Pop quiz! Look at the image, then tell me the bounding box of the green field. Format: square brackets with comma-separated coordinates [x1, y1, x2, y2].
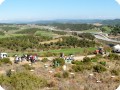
[82, 29, 101, 33]
[42, 47, 96, 55]
[8, 47, 96, 57]
[0, 34, 26, 38]
[35, 31, 56, 38]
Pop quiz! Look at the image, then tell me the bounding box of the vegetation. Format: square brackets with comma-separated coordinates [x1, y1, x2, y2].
[54, 72, 62, 78]
[0, 35, 51, 51]
[51, 23, 96, 31]
[53, 58, 65, 67]
[15, 28, 39, 34]
[0, 58, 12, 65]
[100, 26, 112, 33]
[35, 30, 54, 38]
[0, 24, 120, 90]
[78, 33, 95, 40]
[0, 31, 5, 36]
[111, 69, 119, 76]
[110, 25, 120, 35]
[63, 71, 69, 78]
[82, 57, 91, 63]
[0, 71, 47, 90]
[22, 64, 34, 70]
[59, 36, 96, 48]
[0, 26, 19, 31]
[99, 61, 106, 66]
[107, 53, 120, 60]
[72, 57, 93, 72]
[93, 65, 107, 73]
[41, 58, 49, 62]
[52, 30, 67, 35]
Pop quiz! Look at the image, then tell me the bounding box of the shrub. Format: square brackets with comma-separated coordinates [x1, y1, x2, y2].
[108, 53, 120, 60]
[22, 64, 34, 70]
[91, 55, 100, 62]
[93, 65, 107, 73]
[91, 57, 98, 62]
[41, 58, 49, 62]
[111, 69, 119, 76]
[54, 72, 62, 78]
[78, 33, 95, 40]
[47, 81, 56, 87]
[0, 31, 5, 36]
[6, 69, 12, 77]
[71, 60, 83, 65]
[53, 58, 65, 67]
[43, 52, 57, 57]
[0, 58, 12, 65]
[72, 65, 84, 72]
[99, 61, 106, 66]
[63, 71, 69, 78]
[83, 57, 91, 63]
[0, 72, 47, 90]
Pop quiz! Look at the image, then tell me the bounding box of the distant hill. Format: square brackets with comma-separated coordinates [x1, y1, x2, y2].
[30, 19, 103, 24]
[101, 19, 120, 25]
[1, 19, 120, 25]
[30, 19, 120, 25]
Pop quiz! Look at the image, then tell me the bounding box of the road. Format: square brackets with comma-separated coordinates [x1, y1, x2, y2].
[93, 33, 120, 43]
[30, 25, 120, 43]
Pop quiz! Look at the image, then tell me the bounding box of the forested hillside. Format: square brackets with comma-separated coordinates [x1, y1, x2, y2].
[51, 23, 97, 31]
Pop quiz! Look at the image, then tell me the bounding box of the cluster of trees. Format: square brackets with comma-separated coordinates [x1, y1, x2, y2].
[0, 24, 96, 52]
[58, 36, 96, 48]
[15, 28, 42, 34]
[0, 26, 19, 31]
[0, 35, 51, 51]
[15, 28, 67, 36]
[51, 30, 67, 35]
[110, 25, 120, 35]
[72, 33, 95, 40]
[51, 23, 96, 31]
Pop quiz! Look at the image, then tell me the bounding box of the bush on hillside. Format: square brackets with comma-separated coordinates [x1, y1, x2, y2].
[93, 65, 107, 73]
[71, 60, 83, 65]
[0, 58, 12, 65]
[22, 64, 35, 70]
[41, 58, 49, 62]
[0, 31, 5, 36]
[0, 72, 47, 90]
[72, 64, 93, 72]
[83, 57, 91, 63]
[99, 61, 106, 66]
[53, 58, 65, 67]
[111, 69, 119, 76]
[108, 53, 120, 60]
[54, 72, 62, 78]
[63, 71, 69, 78]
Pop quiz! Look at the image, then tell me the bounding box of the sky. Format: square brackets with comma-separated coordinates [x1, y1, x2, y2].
[0, 0, 120, 21]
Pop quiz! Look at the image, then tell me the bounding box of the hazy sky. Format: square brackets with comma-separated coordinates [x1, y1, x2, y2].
[0, 0, 120, 21]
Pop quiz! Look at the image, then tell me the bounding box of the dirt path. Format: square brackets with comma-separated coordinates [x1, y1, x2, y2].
[39, 38, 62, 44]
[9, 55, 95, 62]
[7, 53, 103, 65]
[74, 55, 95, 60]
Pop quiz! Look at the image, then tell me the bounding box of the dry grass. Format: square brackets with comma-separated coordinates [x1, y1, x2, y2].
[0, 56, 119, 90]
